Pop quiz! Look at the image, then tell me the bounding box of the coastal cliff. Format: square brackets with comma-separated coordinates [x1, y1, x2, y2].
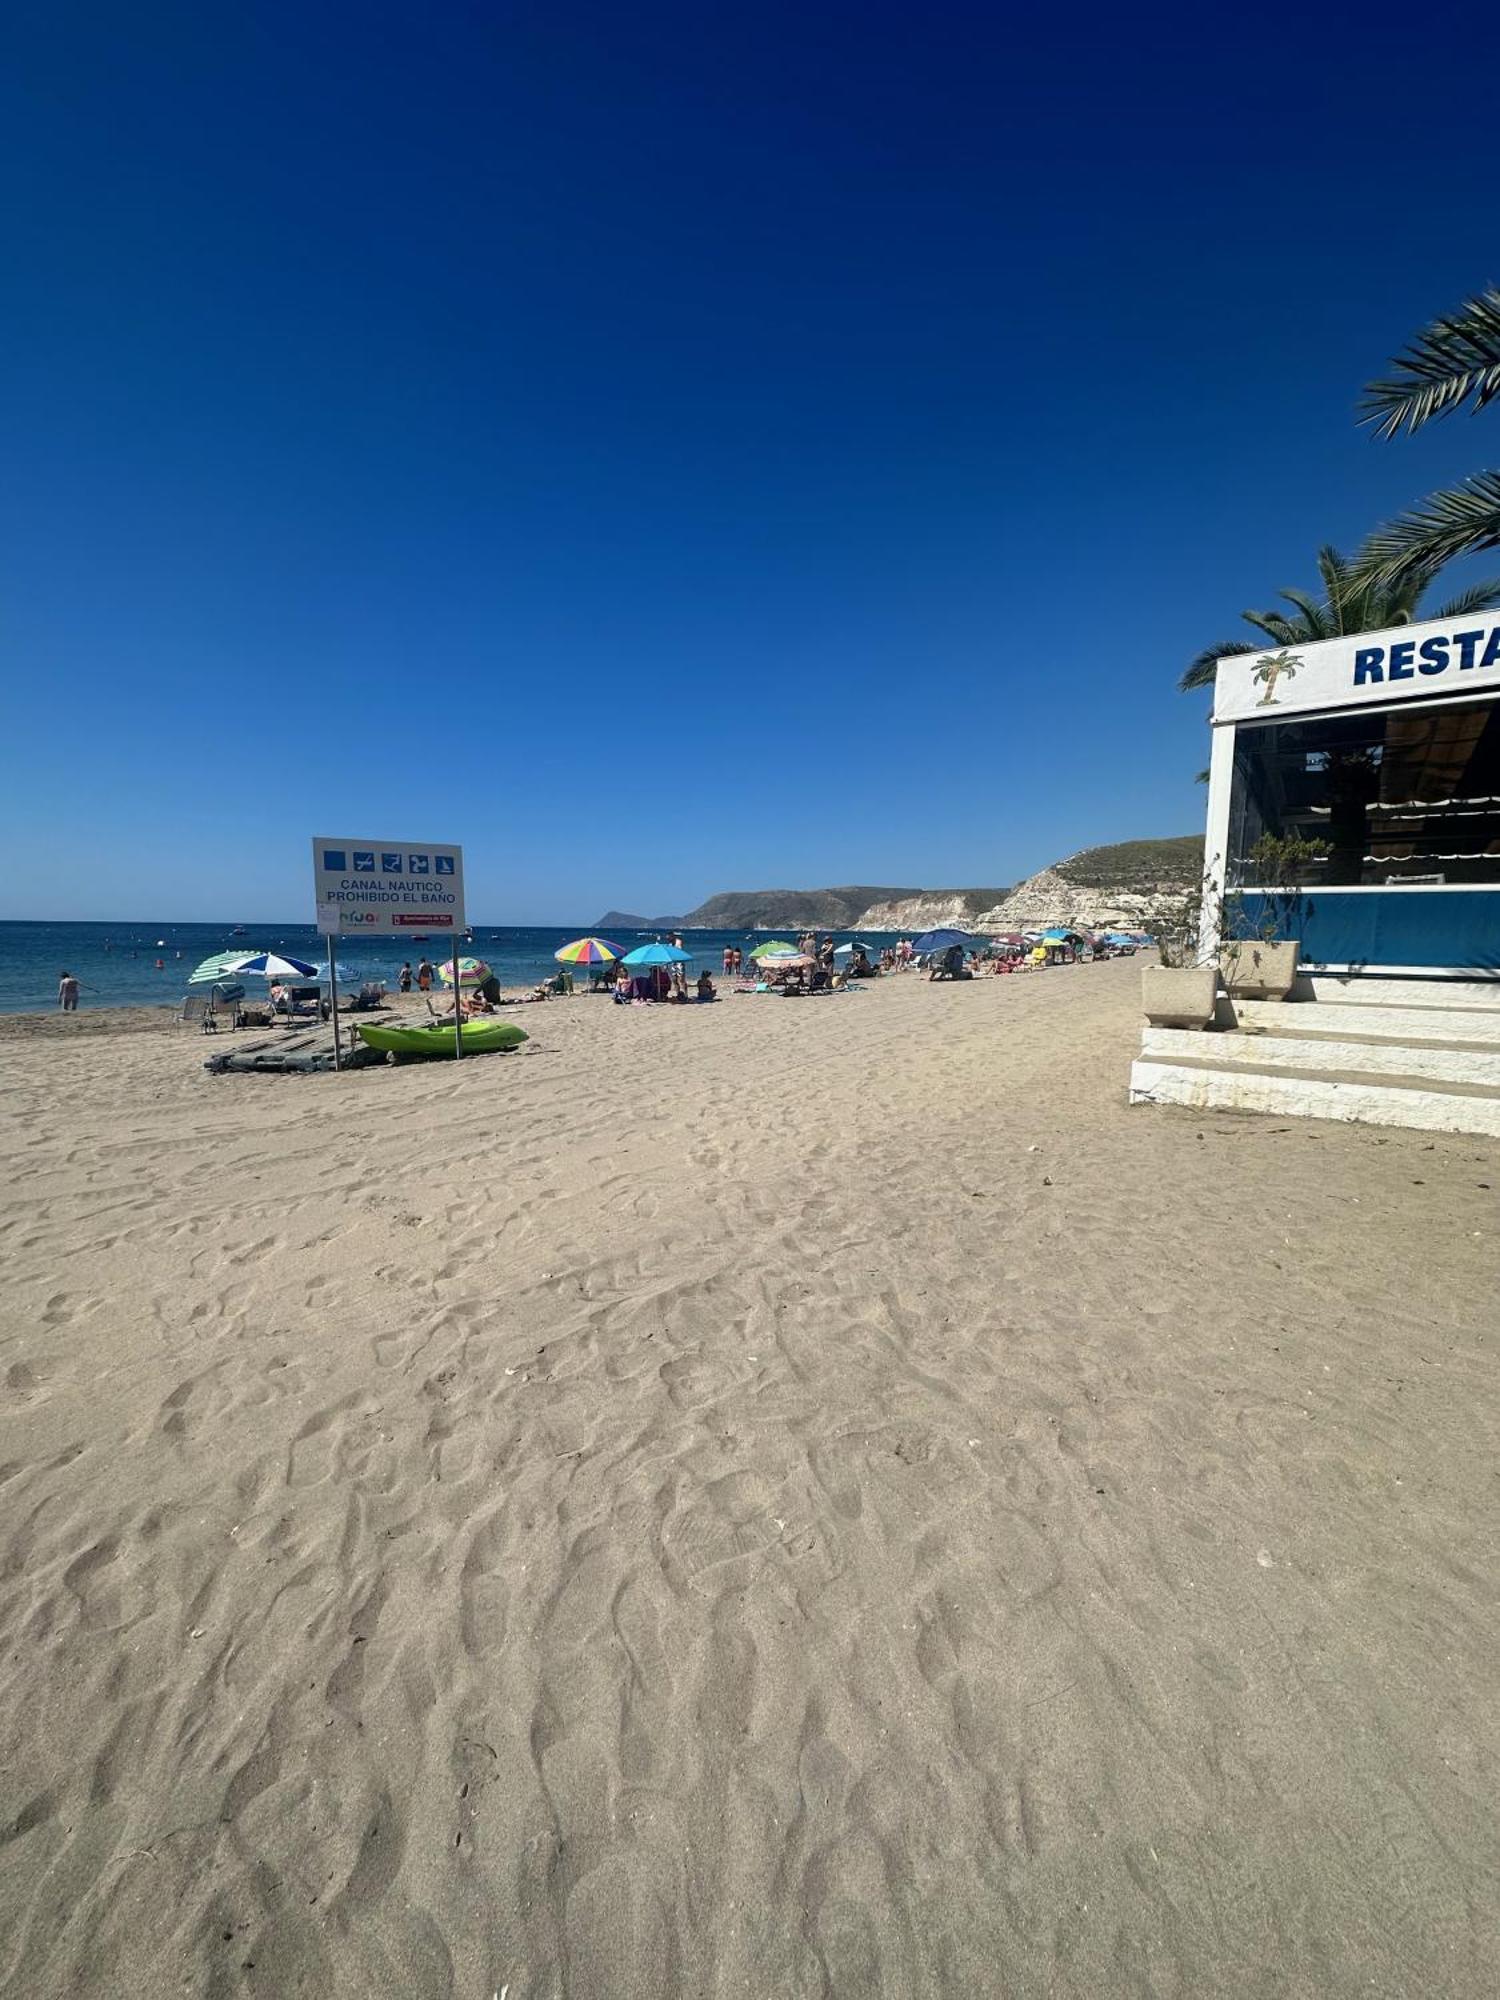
[973, 837, 1203, 931]
[856, 889, 1010, 930]
[599, 837, 1201, 938]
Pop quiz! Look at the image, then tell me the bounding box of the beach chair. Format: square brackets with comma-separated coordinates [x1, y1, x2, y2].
[180, 992, 219, 1034]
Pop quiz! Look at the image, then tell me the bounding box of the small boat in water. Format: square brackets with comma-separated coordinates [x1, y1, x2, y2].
[355, 1020, 528, 1062]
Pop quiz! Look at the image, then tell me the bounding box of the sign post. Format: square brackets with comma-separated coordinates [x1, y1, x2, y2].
[313, 840, 467, 1064]
[452, 939, 463, 1061]
[318, 900, 344, 1072]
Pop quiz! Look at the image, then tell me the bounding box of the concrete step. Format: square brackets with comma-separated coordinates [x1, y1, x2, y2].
[1299, 975, 1500, 1010]
[1228, 998, 1500, 1047]
[1129, 1058, 1500, 1137]
[1143, 1025, 1500, 1090]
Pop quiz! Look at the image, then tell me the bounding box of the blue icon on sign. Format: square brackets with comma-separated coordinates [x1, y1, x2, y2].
[381, 852, 402, 873]
[434, 855, 455, 875]
[322, 850, 346, 871]
[353, 852, 374, 871]
[409, 854, 429, 874]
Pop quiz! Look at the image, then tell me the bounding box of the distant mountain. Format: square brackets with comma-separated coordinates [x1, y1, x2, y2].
[593, 910, 684, 932]
[596, 839, 1201, 938]
[683, 886, 928, 930]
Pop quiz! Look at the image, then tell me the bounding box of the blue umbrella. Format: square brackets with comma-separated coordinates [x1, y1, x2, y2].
[622, 942, 693, 966]
[911, 928, 973, 953]
[312, 959, 359, 983]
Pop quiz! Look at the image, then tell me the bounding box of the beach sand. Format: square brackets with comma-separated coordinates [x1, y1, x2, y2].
[1, 961, 1495, 1996]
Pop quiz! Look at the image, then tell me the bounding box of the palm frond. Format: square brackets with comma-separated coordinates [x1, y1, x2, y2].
[1181, 640, 1255, 694]
[1277, 587, 1329, 638]
[1360, 287, 1500, 438]
[1315, 545, 1351, 615]
[1360, 472, 1500, 582]
[1431, 576, 1500, 620]
[1242, 610, 1300, 646]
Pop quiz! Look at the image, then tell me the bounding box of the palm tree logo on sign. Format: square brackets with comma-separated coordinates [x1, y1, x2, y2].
[1253, 649, 1301, 705]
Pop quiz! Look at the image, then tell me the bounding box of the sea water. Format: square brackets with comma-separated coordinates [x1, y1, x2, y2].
[0, 921, 907, 1014]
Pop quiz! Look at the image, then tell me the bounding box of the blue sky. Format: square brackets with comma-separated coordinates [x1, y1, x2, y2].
[4, 1, 1497, 922]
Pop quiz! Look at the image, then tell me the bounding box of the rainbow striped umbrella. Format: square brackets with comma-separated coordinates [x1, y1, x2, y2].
[437, 956, 492, 987]
[554, 936, 625, 966]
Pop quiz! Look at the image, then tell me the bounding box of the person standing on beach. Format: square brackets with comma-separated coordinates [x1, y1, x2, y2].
[397, 961, 413, 993]
[58, 971, 80, 1012]
[417, 959, 433, 992]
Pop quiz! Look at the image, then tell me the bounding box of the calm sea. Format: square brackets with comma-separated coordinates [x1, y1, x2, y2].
[0, 921, 907, 1015]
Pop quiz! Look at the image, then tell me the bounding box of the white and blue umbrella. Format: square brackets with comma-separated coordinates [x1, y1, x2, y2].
[225, 951, 319, 981]
[311, 959, 359, 984]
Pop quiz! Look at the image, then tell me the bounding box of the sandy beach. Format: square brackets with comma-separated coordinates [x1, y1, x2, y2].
[1, 960, 1496, 1997]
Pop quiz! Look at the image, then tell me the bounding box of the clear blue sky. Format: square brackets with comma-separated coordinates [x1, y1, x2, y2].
[4, 1, 1496, 922]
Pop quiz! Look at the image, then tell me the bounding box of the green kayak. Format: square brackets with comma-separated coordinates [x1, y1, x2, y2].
[356, 1020, 529, 1061]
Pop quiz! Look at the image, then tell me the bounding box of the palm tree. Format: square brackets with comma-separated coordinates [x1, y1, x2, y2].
[1179, 542, 1500, 692]
[1252, 650, 1299, 705]
[1358, 287, 1500, 578]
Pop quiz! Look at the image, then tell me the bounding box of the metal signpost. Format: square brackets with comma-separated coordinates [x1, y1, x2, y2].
[313, 840, 468, 1066]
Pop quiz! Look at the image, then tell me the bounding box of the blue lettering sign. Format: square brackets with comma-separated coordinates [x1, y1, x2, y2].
[1387, 640, 1415, 681]
[1353, 647, 1384, 685]
[1482, 628, 1500, 669]
[1454, 629, 1485, 669]
[1417, 637, 1450, 676]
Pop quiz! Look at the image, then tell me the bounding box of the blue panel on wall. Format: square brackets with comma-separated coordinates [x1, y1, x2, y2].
[1230, 891, 1500, 972]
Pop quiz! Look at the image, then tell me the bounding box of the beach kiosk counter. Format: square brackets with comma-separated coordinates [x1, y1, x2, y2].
[1205, 615, 1500, 977]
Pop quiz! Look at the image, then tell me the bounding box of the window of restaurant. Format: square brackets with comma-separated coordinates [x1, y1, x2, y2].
[1228, 698, 1500, 889]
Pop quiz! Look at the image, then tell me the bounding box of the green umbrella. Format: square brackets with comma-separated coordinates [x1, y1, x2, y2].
[189, 950, 258, 984]
[748, 939, 799, 960]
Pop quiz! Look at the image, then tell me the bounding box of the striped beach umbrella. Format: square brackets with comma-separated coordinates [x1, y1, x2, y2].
[748, 939, 798, 960]
[226, 951, 319, 980]
[189, 949, 261, 984]
[554, 936, 625, 965]
[437, 957, 492, 987]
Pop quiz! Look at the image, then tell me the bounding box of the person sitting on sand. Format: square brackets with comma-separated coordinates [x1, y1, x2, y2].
[696, 970, 716, 1002]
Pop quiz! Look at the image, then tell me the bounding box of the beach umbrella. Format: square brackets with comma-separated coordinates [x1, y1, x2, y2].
[554, 937, 625, 965]
[311, 959, 359, 984]
[911, 928, 973, 953]
[226, 951, 319, 981]
[622, 942, 692, 966]
[438, 957, 493, 986]
[189, 950, 261, 984]
[748, 939, 798, 960]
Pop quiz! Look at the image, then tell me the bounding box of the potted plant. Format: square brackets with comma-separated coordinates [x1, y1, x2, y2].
[1141, 877, 1218, 1029]
[1219, 834, 1324, 1001]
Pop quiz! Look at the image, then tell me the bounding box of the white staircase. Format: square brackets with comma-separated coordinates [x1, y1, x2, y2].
[1129, 975, 1500, 1136]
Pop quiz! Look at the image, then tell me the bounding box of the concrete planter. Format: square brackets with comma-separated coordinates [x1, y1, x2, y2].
[1220, 939, 1299, 1001]
[1141, 963, 1217, 1030]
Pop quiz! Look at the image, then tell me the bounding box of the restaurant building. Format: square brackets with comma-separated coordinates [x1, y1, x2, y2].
[1130, 612, 1500, 1135]
[1202, 611, 1500, 975]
